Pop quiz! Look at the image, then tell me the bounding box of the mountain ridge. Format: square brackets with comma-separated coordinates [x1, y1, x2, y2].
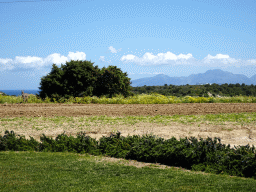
[130, 69, 256, 87]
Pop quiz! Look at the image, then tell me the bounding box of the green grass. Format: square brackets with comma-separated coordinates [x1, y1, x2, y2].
[1, 151, 256, 191]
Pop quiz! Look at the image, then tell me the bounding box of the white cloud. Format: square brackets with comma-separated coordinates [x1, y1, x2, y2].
[120, 51, 197, 66]
[99, 56, 112, 63]
[0, 58, 12, 64]
[67, 51, 86, 61]
[98, 46, 122, 63]
[0, 51, 86, 71]
[247, 59, 256, 64]
[0, 58, 15, 70]
[1, 49, 255, 72]
[108, 46, 122, 53]
[202, 54, 237, 65]
[121, 54, 137, 61]
[120, 51, 255, 68]
[99, 56, 106, 62]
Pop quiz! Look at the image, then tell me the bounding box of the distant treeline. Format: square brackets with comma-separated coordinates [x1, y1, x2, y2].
[130, 83, 256, 98]
[2, 83, 256, 98]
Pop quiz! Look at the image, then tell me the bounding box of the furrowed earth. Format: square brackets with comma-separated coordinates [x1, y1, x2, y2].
[1, 103, 256, 170]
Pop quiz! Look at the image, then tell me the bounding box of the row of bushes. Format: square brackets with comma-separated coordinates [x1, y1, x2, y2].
[1, 130, 256, 179]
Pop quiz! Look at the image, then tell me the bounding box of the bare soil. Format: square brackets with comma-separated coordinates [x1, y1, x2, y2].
[1, 103, 256, 171]
[1, 102, 256, 117]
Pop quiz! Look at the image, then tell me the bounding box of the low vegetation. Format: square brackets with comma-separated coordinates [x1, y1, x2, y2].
[1, 91, 256, 104]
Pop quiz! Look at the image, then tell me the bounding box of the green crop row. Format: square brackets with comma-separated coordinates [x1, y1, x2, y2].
[1, 92, 256, 104]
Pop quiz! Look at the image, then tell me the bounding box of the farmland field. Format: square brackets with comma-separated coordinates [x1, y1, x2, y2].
[1, 103, 256, 151]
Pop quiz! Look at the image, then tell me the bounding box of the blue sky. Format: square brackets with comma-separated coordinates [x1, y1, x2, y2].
[0, 0, 256, 90]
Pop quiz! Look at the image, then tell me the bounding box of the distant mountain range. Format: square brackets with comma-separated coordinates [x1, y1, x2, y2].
[130, 69, 256, 87]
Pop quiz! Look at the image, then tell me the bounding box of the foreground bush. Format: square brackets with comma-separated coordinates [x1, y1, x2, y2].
[1, 130, 256, 179]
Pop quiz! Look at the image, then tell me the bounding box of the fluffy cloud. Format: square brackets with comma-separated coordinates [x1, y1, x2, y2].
[120, 52, 254, 68]
[0, 51, 86, 71]
[108, 46, 122, 53]
[0, 48, 255, 72]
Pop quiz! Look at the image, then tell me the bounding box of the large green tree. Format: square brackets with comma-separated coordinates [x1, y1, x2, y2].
[38, 60, 101, 101]
[38, 60, 134, 101]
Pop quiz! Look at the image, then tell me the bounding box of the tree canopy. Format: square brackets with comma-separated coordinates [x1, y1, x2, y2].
[38, 60, 134, 101]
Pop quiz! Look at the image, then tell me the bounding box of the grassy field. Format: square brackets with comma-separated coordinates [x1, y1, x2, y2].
[1, 151, 256, 191]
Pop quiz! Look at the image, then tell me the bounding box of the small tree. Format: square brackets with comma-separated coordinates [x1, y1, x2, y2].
[93, 65, 134, 98]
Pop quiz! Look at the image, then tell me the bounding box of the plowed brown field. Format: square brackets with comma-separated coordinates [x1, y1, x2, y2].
[1, 102, 256, 117]
[1, 102, 256, 148]
[1, 102, 256, 170]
